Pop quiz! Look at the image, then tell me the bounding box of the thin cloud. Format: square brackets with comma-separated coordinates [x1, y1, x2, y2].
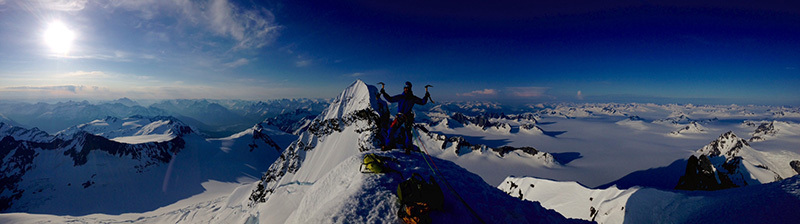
[50, 49, 154, 62]
[34, 0, 88, 11]
[295, 59, 311, 67]
[106, 0, 280, 51]
[577, 90, 584, 100]
[347, 72, 365, 77]
[61, 70, 111, 78]
[458, 89, 498, 97]
[6, 85, 88, 93]
[507, 87, 549, 98]
[224, 58, 250, 68]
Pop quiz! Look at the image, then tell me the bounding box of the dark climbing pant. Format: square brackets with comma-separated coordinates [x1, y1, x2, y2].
[385, 113, 414, 150]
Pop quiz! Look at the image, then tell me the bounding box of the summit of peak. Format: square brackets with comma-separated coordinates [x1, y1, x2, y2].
[696, 131, 750, 158]
[318, 80, 381, 121]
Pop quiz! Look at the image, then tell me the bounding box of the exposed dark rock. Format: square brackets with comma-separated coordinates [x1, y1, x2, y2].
[507, 181, 518, 191]
[251, 107, 382, 204]
[250, 124, 281, 152]
[448, 112, 499, 130]
[493, 146, 540, 157]
[63, 131, 184, 167]
[676, 155, 725, 191]
[1, 127, 189, 211]
[0, 136, 38, 211]
[263, 109, 317, 134]
[508, 113, 537, 122]
[441, 136, 473, 151]
[750, 121, 778, 142]
[450, 113, 470, 126]
[701, 131, 749, 158]
[791, 160, 800, 175]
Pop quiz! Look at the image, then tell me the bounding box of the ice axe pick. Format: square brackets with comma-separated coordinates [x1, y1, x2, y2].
[425, 85, 435, 103]
[376, 82, 385, 100]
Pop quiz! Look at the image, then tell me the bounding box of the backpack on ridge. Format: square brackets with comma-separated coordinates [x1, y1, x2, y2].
[360, 153, 392, 173]
[396, 173, 445, 224]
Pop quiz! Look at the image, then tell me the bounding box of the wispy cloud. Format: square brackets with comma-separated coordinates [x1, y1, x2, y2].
[5, 85, 98, 94]
[108, 0, 279, 51]
[295, 59, 311, 67]
[577, 90, 584, 100]
[224, 58, 250, 68]
[346, 72, 365, 77]
[48, 49, 158, 62]
[34, 0, 88, 11]
[507, 87, 549, 98]
[458, 89, 498, 97]
[61, 70, 111, 78]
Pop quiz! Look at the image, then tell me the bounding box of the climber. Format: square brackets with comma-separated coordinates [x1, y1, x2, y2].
[380, 81, 430, 154]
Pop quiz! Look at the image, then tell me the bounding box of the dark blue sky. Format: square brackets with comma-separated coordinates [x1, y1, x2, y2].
[1, 0, 798, 105]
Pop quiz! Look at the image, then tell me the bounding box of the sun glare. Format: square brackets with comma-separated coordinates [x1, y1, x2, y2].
[43, 21, 76, 55]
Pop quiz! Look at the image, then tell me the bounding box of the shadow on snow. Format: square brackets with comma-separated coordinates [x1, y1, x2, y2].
[551, 152, 583, 165]
[597, 159, 688, 190]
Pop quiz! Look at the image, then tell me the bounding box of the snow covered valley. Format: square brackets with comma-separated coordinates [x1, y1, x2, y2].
[1, 80, 799, 223]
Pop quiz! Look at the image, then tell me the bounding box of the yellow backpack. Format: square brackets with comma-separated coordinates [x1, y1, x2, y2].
[361, 153, 387, 173]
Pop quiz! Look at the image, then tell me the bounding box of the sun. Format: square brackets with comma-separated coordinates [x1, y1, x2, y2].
[43, 21, 76, 55]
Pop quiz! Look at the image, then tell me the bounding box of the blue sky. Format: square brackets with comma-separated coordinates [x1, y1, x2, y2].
[0, 0, 798, 105]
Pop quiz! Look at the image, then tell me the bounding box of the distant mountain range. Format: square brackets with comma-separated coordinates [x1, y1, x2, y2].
[1, 81, 799, 223]
[0, 116, 292, 215]
[0, 98, 329, 137]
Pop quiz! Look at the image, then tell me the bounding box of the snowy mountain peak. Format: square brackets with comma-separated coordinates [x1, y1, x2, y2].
[56, 115, 195, 144]
[250, 80, 384, 204]
[679, 130, 800, 190]
[318, 79, 381, 121]
[0, 122, 53, 143]
[746, 120, 799, 142]
[670, 121, 707, 135]
[695, 131, 750, 158]
[221, 123, 282, 152]
[654, 113, 694, 125]
[108, 97, 139, 107]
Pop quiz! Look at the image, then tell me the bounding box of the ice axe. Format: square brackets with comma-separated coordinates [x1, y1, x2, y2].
[376, 82, 385, 100]
[425, 85, 435, 103]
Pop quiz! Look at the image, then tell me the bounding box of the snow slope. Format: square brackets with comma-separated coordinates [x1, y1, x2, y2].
[500, 177, 634, 223]
[745, 120, 800, 142]
[247, 80, 584, 223]
[0, 122, 53, 143]
[2, 82, 799, 223]
[500, 175, 800, 224]
[56, 115, 195, 144]
[0, 117, 286, 215]
[669, 121, 707, 136]
[414, 124, 559, 185]
[0, 149, 587, 224]
[676, 131, 800, 190]
[417, 102, 800, 189]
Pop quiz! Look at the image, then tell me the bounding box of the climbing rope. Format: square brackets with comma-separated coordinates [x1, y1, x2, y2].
[412, 128, 487, 224]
